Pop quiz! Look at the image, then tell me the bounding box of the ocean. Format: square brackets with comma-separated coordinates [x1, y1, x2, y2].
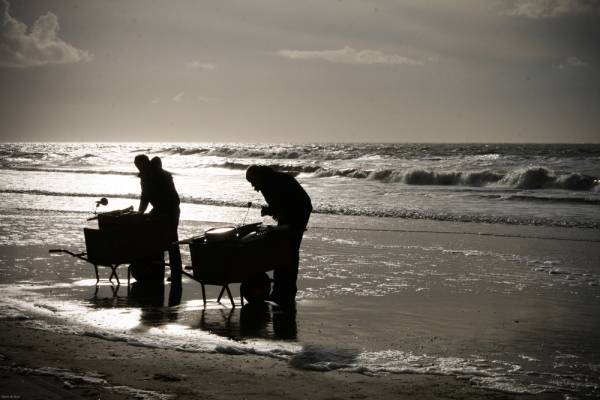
[1, 143, 599, 229]
[1, 142, 599, 398]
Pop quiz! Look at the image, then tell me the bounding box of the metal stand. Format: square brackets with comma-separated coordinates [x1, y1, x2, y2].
[49, 249, 130, 285]
[182, 270, 241, 308]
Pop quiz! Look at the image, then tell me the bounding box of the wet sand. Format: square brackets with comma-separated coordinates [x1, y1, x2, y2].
[1, 320, 560, 400]
[1, 217, 599, 398]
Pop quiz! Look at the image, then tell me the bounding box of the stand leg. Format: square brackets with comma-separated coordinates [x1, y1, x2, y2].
[110, 265, 120, 285]
[94, 265, 99, 282]
[225, 285, 235, 308]
[217, 286, 226, 303]
[200, 283, 206, 308]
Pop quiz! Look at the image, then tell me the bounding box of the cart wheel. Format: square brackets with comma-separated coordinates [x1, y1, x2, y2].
[241, 273, 271, 304]
[129, 253, 165, 284]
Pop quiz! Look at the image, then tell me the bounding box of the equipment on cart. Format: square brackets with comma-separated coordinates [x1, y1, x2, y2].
[179, 222, 293, 307]
[50, 205, 172, 284]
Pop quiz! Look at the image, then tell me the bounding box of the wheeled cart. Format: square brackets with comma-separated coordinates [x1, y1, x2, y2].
[50, 208, 171, 284]
[179, 222, 293, 307]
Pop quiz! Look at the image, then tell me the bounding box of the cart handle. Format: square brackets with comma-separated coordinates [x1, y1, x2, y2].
[48, 249, 87, 258]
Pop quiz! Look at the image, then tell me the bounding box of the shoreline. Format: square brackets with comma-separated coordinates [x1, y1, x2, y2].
[0, 321, 560, 400]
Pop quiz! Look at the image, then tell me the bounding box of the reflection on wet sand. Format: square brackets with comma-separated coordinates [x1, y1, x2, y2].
[86, 282, 297, 341]
[198, 303, 298, 341]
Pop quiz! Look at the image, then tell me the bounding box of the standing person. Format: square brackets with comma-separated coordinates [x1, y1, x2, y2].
[245, 165, 312, 306]
[134, 155, 182, 282]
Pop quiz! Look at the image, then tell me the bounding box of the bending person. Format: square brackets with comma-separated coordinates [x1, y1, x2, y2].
[246, 165, 312, 306]
[134, 155, 182, 282]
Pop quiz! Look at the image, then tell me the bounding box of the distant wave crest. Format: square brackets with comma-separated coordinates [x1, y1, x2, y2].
[145, 143, 600, 160]
[214, 161, 321, 174]
[0, 189, 139, 200]
[0, 166, 135, 176]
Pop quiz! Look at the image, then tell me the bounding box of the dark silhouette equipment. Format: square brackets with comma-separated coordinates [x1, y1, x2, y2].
[95, 197, 108, 207]
[50, 205, 172, 284]
[179, 222, 293, 307]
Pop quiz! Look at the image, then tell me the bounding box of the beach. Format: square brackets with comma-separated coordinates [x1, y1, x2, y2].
[2, 215, 599, 399]
[1, 142, 599, 398]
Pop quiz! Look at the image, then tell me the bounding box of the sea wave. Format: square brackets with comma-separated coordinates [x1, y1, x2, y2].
[141, 143, 600, 160]
[309, 166, 598, 191]
[2, 189, 597, 228]
[213, 161, 321, 174]
[201, 161, 597, 191]
[154, 145, 314, 159]
[0, 189, 139, 200]
[4, 163, 596, 191]
[500, 167, 598, 190]
[312, 204, 598, 228]
[3, 143, 600, 166]
[0, 166, 136, 176]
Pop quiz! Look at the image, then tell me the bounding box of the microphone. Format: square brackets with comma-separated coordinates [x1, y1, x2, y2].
[95, 197, 108, 207]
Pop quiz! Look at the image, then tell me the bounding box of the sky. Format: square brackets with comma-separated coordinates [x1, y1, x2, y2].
[0, 0, 599, 143]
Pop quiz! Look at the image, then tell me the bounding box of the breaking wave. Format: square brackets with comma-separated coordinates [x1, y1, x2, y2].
[5, 162, 597, 192]
[312, 166, 597, 190]
[500, 167, 598, 191]
[203, 162, 598, 191]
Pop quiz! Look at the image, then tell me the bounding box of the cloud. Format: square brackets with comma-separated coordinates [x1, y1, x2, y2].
[500, 0, 600, 18]
[186, 60, 215, 70]
[556, 56, 589, 69]
[173, 92, 184, 102]
[277, 46, 424, 66]
[0, 0, 92, 68]
[151, 97, 161, 104]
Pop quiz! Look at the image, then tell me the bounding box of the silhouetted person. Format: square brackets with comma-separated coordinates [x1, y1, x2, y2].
[134, 154, 182, 282]
[246, 165, 312, 306]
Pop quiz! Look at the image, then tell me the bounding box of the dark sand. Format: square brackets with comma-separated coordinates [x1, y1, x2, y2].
[1, 321, 561, 400]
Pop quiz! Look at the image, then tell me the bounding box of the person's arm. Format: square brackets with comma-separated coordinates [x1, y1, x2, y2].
[138, 198, 149, 213]
[138, 179, 149, 213]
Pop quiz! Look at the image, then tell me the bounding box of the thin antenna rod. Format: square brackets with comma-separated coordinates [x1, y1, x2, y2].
[240, 201, 252, 226]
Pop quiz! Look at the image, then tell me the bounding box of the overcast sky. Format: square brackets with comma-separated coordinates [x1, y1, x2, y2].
[1, 0, 599, 143]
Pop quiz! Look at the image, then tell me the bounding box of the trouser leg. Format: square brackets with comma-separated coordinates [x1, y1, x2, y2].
[272, 231, 302, 301]
[167, 211, 182, 283]
[169, 244, 182, 280]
